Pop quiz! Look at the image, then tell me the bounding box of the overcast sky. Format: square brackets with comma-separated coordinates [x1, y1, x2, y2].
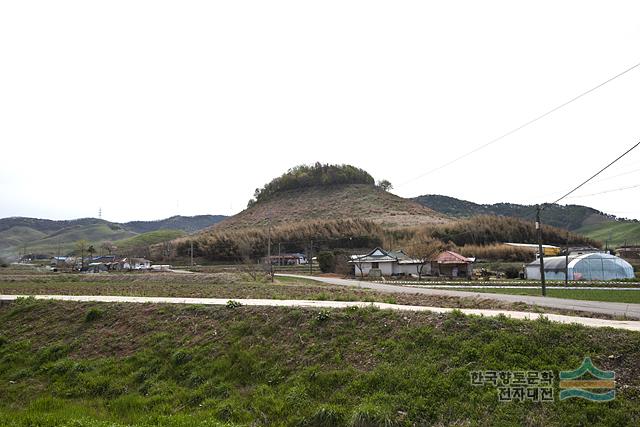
[2, 1, 640, 223]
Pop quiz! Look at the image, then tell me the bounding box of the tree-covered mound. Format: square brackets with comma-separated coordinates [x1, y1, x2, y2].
[248, 163, 375, 206]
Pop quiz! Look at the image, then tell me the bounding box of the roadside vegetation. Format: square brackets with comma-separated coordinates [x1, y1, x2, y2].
[1, 300, 639, 426]
[0, 272, 541, 313]
[0, 270, 634, 319]
[438, 287, 640, 304]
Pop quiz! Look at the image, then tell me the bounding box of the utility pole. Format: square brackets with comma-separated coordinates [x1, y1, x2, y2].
[536, 205, 546, 296]
[565, 232, 569, 287]
[278, 242, 281, 267]
[309, 240, 313, 275]
[267, 216, 273, 282]
[190, 241, 194, 267]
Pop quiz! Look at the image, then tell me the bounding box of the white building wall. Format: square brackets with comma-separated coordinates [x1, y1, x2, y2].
[354, 262, 398, 276]
[396, 264, 429, 276]
[379, 263, 394, 276]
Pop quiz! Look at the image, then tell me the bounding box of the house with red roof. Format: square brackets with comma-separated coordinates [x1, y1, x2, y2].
[349, 247, 474, 278]
[436, 250, 475, 278]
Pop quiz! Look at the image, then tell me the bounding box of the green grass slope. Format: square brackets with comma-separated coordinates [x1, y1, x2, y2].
[0, 300, 639, 426]
[124, 215, 226, 234]
[19, 224, 138, 255]
[114, 229, 186, 251]
[0, 226, 48, 251]
[576, 221, 640, 248]
[0, 216, 225, 259]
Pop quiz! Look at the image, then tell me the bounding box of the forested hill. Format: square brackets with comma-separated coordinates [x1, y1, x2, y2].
[412, 194, 616, 231]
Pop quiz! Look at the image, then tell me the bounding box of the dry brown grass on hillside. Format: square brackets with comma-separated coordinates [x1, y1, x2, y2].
[158, 218, 387, 261]
[214, 184, 451, 230]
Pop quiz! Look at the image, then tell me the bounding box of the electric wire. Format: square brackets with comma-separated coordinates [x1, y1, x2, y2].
[398, 60, 640, 188]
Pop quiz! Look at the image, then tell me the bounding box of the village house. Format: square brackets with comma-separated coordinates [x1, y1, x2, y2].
[121, 257, 152, 270]
[435, 250, 474, 278]
[83, 256, 152, 271]
[267, 253, 307, 265]
[350, 247, 474, 278]
[349, 247, 425, 277]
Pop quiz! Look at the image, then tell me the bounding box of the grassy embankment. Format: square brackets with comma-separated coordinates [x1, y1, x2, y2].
[0, 272, 533, 312]
[1, 299, 639, 426]
[1, 269, 638, 316]
[438, 287, 640, 304]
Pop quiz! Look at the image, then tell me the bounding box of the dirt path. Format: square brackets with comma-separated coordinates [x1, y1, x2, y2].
[277, 274, 640, 319]
[1, 294, 640, 331]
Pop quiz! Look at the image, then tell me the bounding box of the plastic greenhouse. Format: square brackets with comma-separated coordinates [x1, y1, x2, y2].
[525, 252, 635, 281]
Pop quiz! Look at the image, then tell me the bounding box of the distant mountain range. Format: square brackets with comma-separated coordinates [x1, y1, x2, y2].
[0, 215, 227, 259]
[412, 194, 616, 230]
[412, 194, 640, 247]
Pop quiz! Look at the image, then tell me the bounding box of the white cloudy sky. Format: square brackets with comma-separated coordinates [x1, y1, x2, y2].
[2, 1, 640, 222]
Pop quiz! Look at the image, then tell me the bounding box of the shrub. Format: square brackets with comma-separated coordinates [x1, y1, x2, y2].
[85, 308, 104, 323]
[315, 310, 331, 322]
[171, 349, 193, 366]
[503, 266, 521, 279]
[226, 300, 243, 309]
[317, 251, 336, 273]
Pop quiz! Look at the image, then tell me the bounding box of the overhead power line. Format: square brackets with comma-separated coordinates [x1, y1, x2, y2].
[591, 165, 640, 184]
[533, 138, 640, 295]
[564, 183, 640, 199]
[548, 139, 640, 205]
[398, 59, 640, 188]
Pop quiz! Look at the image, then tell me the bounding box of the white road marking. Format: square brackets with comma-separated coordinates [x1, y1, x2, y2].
[1, 294, 639, 331]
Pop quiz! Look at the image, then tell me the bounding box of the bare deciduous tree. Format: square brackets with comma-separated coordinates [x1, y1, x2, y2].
[352, 254, 366, 278]
[101, 241, 115, 255]
[405, 239, 447, 281]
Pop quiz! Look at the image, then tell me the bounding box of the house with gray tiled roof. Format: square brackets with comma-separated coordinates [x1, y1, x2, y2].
[349, 247, 426, 277]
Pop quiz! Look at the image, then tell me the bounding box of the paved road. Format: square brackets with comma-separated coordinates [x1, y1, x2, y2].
[277, 274, 640, 319]
[1, 294, 639, 331]
[409, 285, 640, 290]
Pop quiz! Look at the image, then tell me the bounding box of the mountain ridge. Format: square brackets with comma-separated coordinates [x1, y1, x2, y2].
[0, 214, 227, 258]
[412, 194, 618, 231]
